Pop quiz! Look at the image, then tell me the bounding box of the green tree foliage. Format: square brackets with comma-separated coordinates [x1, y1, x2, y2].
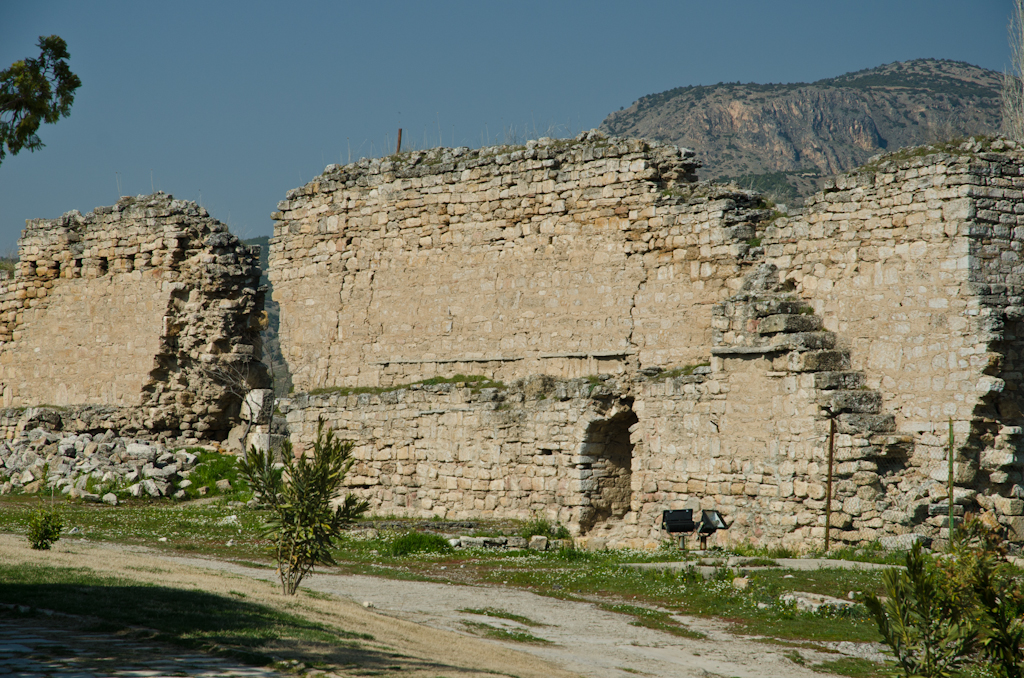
[863, 542, 977, 677]
[0, 35, 82, 166]
[239, 419, 368, 595]
[864, 516, 1024, 678]
[973, 555, 1024, 678]
[27, 505, 63, 550]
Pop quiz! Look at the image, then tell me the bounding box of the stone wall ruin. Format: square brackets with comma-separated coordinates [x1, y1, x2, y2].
[270, 133, 1024, 550]
[0, 193, 269, 444]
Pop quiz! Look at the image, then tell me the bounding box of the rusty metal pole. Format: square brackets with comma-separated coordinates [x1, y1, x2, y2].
[825, 416, 836, 552]
[948, 417, 955, 544]
[396, 128, 403, 154]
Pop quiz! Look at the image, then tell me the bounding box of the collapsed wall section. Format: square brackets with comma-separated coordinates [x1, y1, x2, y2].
[757, 139, 1024, 543]
[0, 193, 269, 442]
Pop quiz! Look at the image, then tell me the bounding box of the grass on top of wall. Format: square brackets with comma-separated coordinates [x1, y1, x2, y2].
[307, 374, 505, 398]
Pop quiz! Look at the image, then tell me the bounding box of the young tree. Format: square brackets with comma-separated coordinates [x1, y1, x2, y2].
[1003, 0, 1024, 141]
[239, 418, 368, 595]
[863, 543, 977, 678]
[0, 35, 82, 166]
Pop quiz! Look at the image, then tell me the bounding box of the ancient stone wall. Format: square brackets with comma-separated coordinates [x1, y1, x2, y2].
[268, 132, 767, 390]
[0, 193, 268, 443]
[760, 139, 1024, 543]
[272, 134, 1024, 549]
[278, 377, 635, 534]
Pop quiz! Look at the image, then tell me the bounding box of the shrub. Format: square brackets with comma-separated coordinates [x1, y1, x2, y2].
[863, 519, 1024, 678]
[27, 505, 63, 550]
[519, 517, 571, 540]
[863, 542, 977, 678]
[386, 532, 452, 557]
[239, 419, 368, 594]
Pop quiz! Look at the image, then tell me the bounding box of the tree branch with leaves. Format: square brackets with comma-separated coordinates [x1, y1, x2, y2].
[0, 35, 82, 166]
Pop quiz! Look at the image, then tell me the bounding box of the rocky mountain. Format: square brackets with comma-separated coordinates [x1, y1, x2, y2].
[599, 59, 1002, 202]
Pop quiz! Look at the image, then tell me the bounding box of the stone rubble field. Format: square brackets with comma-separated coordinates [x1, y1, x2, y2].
[0, 427, 225, 502]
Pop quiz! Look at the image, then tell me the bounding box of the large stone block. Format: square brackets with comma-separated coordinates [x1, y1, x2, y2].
[788, 350, 850, 372]
[759, 314, 822, 334]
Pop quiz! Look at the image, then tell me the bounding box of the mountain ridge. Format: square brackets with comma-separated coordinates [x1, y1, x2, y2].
[599, 58, 1002, 201]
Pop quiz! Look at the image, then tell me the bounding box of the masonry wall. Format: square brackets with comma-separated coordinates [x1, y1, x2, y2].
[0, 193, 269, 442]
[278, 377, 638, 536]
[761, 139, 1024, 542]
[272, 135, 1024, 549]
[269, 133, 766, 391]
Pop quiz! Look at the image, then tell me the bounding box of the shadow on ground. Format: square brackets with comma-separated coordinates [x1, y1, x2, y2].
[0, 562, 482, 676]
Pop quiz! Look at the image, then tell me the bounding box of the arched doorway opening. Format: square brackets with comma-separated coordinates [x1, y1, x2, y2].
[578, 409, 638, 533]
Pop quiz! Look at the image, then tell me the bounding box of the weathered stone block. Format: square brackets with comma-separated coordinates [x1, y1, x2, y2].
[820, 390, 882, 414]
[789, 350, 850, 372]
[838, 413, 896, 434]
[772, 332, 836, 351]
[993, 496, 1024, 516]
[759, 314, 823, 334]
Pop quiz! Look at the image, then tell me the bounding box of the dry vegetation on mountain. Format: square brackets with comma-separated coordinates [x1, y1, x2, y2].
[600, 59, 1001, 202]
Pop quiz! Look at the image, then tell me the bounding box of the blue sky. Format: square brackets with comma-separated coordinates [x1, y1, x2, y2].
[0, 1, 1013, 250]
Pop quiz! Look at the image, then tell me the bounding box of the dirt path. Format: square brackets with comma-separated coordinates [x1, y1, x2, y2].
[0, 535, 881, 678]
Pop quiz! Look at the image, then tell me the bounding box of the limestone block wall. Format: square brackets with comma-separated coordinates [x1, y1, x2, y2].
[0, 193, 269, 441]
[269, 132, 769, 391]
[277, 377, 638, 533]
[272, 135, 1024, 549]
[758, 139, 1024, 541]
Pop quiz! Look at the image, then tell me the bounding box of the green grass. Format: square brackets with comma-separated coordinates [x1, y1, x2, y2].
[460, 621, 551, 644]
[458, 608, 545, 627]
[308, 374, 505, 397]
[0, 496, 269, 557]
[726, 543, 797, 559]
[385, 532, 452, 556]
[0, 561, 372, 666]
[518, 517, 571, 540]
[812, 657, 892, 677]
[659, 362, 710, 379]
[815, 543, 908, 566]
[734, 557, 779, 567]
[0, 498, 890, 646]
[599, 603, 705, 639]
[179, 449, 252, 501]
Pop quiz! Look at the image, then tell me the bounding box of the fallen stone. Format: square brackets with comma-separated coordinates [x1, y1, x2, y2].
[102, 493, 117, 506]
[528, 535, 548, 551]
[780, 591, 858, 614]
